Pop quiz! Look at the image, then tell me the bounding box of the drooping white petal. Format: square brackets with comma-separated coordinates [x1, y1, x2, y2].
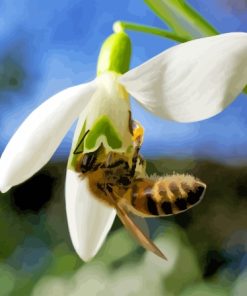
[120, 32, 247, 122]
[65, 169, 116, 261]
[0, 81, 97, 192]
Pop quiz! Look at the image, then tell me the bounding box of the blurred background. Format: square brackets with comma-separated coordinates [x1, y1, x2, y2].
[0, 0, 247, 295]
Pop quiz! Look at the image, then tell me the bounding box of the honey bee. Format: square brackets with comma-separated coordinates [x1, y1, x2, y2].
[73, 118, 206, 260]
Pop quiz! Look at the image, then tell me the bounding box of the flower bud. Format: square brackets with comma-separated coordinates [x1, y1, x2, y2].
[97, 32, 131, 76]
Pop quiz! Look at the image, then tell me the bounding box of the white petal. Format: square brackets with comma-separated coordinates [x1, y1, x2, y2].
[120, 32, 247, 122]
[0, 81, 97, 192]
[65, 169, 116, 261]
[82, 72, 132, 154]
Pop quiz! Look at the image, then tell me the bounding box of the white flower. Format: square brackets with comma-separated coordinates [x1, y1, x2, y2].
[0, 32, 246, 261]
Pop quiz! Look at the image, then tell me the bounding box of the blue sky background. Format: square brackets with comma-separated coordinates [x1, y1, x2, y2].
[0, 0, 247, 164]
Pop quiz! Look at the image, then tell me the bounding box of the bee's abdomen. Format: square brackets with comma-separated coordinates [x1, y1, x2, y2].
[158, 177, 206, 215]
[128, 175, 206, 217]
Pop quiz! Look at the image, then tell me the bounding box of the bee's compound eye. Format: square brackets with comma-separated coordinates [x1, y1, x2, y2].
[82, 154, 90, 166]
[80, 166, 87, 174]
[187, 184, 206, 206]
[79, 152, 97, 173]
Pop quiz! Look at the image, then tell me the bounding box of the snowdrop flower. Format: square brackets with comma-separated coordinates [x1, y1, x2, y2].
[0, 31, 247, 261]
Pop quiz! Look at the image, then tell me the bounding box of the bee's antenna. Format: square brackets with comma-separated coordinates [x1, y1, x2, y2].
[73, 130, 90, 154]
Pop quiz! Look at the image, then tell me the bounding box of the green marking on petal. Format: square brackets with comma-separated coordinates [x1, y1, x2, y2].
[85, 115, 122, 150]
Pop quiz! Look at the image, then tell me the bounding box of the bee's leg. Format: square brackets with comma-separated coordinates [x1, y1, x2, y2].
[129, 120, 144, 177]
[129, 148, 140, 177]
[97, 182, 114, 196]
[104, 151, 129, 171]
[133, 155, 146, 178]
[105, 152, 114, 167]
[96, 183, 107, 195]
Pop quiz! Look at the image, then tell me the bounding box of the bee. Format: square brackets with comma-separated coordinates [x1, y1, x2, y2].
[73, 118, 206, 260]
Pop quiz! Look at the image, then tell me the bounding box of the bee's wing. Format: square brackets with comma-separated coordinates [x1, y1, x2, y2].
[128, 213, 150, 238]
[115, 201, 167, 260]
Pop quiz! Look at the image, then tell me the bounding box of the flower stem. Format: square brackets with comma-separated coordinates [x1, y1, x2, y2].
[113, 21, 190, 43]
[144, 0, 218, 39]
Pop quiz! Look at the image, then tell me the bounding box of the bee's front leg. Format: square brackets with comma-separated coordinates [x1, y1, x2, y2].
[129, 120, 145, 177]
[105, 152, 114, 167]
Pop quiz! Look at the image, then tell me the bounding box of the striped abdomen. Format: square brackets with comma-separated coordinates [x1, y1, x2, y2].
[126, 174, 206, 217]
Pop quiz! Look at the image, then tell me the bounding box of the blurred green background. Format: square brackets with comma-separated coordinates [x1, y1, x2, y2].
[1, 158, 247, 295]
[0, 0, 247, 295]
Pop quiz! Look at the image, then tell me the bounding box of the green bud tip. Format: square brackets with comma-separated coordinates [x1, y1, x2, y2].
[97, 31, 132, 76]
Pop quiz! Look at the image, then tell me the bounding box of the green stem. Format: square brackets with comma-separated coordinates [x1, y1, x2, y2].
[113, 21, 190, 43]
[144, 0, 218, 39]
